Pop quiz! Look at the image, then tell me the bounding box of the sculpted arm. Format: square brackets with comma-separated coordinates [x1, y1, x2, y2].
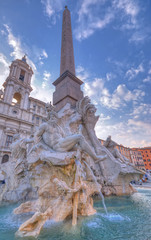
[34, 124, 47, 143]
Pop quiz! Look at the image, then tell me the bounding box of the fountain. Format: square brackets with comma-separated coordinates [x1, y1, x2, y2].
[0, 97, 141, 238]
[0, 6, 145, 238]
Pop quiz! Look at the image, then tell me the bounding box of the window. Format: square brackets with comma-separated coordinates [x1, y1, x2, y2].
[36, 117, 40, 125]
[5, 135, 13, 147]
[12, 92, 21, 106]
[19, 69, 25, 81]
[13, 110, 17, 114]
[2, 154, 9, 163]
[33, 105, 36, 111]
[37, 106, 41, 113]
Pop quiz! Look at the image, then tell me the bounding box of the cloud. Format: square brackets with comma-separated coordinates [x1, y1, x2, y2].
[100, 84, 145, 109]
[113, 0, 139, 28]
[41, 0, 66, 24]
[130, 103, 151, 119]
[0, 25, 52, 103]
[42, 71, 51, 88]
[148, 68, 151, 75]
[31, 84, 54, 103]
[83, 77, 105, 98]
[0, 53, 10, 87]
[99, 113, 111, 122]
[128, 119, 151, 134]
[76, 65, 89, 81]
[84, 75, 145, 110]
[75, 0, 114, 40]
[3, 24, 37, 72]
[126, 63, 144, 80]
[4, 24, 24, 59]
[129, 30, 149, 43]
[95, 117, 151, 148]
[74, 0, 142, 41]
[143, 76, 151, 83]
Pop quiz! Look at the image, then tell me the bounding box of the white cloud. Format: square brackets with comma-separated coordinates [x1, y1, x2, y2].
[3, 24, 37, 72]
[128, 119, 151, 134]
[126, 64, 144, 80]
[99, 113, 111, 122]
[75, 0, 142, 41]
[75, 0, 114, 41]
[129, 30, 149, 43]
[38, 49, 48, 65]
[148, 68, 151, 75]
[41, 0, 66, 24]
[0, 25, 52, 103]
[143, 76, 151, 83]
[113, 0, 139, 27]
[95, 117, 151, 148]
[42, 71, 51, 88]
[130, 103, 151, 119]
[4, 24, 24, 59]
[83, 77, 105, 97]
[76, 65, 89, 81]
[42, 50, 48, 58]
[100, 84, 145, 109]
[31, 84, 54, 103]
[0, 53, 10, 87]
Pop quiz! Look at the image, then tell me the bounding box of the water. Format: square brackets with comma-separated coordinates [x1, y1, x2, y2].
[83, 160, 108, 215]
[0, 188, 151, 240]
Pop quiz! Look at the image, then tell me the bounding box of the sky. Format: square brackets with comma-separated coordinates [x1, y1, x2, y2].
[0, 0, 151, 148]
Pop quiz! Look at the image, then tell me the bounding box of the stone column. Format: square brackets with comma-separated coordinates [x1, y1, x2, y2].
[23, 90, 29, 110]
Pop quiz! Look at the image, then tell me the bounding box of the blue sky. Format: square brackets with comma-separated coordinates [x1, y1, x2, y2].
[0, 0, 151, 148]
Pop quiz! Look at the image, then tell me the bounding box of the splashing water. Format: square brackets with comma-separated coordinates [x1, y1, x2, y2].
[83, 160, 108, 215]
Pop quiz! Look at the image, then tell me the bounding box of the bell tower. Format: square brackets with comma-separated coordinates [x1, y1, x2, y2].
[3, 55, 33, 110]
[53, 6, 83, 111]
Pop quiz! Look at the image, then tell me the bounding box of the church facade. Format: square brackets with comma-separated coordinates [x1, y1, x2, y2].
[0, 6, 83, 165]
[0, 56, 47, 164]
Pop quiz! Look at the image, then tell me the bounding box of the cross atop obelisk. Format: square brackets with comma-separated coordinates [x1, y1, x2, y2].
[53, 6, 83, 111]
[60, 6, 75, 76]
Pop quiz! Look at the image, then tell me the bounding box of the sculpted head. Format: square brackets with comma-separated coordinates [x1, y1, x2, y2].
[48, 110, 59, 123]
[107, 135, 111, 141]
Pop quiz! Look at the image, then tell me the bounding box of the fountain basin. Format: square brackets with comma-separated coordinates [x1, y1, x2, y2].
[0, 188, 151, 240]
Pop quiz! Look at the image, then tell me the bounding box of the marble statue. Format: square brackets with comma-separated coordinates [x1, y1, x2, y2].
[0, 96, 143, 238]
[11, 134, 34, 161]
[104, 135, 129, 163]
[33, 109, 107, 162]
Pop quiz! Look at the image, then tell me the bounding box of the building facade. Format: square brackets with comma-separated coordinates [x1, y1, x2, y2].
[130, 148, 145, 171]
[0, 56, 47, 164]
[138, 147, 151, 171]
[99, 139, 132, 163]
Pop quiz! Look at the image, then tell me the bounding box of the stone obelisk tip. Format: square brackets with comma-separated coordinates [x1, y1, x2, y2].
[60, 5, 75, 76]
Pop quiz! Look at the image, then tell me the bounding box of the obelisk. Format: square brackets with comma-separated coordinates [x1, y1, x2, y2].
[53, 6, 83, 111]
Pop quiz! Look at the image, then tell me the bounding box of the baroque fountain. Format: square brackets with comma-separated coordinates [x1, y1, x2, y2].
[0, 97, 143, 238]
[0, 7, 145, 239]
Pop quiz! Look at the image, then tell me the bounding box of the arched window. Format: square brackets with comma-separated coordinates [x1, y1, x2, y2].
[1, 154, 9, 164]
[12, 92, 22, 106]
